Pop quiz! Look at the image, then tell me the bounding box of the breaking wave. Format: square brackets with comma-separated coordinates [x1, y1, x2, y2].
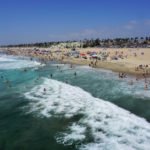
[24, 78, 150, 150]
[0, 55, 43, 69]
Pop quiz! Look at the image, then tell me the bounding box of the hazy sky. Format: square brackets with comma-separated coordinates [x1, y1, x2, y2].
[0, 0, 150, 45]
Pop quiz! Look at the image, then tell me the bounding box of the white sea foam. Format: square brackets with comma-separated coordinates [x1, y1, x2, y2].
[0, 55, 43, 69]
[24, 78, 150, 150]
[0, 55, 16, 62]
[51, 64, 66, 67]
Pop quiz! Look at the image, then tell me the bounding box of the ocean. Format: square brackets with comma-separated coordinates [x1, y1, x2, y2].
[0, 54, 150, 150]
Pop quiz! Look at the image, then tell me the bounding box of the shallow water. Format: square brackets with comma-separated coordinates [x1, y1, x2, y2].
[0, 54, 150, 150]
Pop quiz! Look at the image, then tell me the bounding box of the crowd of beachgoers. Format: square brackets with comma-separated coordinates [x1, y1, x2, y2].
[0, 47, 150, 90]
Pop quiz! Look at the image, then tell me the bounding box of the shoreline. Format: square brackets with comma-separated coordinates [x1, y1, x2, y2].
[0, 47, 150, 91]
[0, 47, 150, 78]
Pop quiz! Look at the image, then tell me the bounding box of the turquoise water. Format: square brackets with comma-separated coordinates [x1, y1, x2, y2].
[0, 54, 150, 150]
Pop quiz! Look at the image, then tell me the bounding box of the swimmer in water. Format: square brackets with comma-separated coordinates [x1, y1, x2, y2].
[24, 68, 27, 72]
[43, 88, 46, 92]
[144, 84, 148, 90]
[129, 80, 133, 85]
[50, 74, 53, 78]
[5, 80, 11, 88]
[74, 72, 77, 77]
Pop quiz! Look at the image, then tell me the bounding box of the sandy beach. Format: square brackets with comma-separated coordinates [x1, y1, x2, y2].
[0, 47, 150, 76]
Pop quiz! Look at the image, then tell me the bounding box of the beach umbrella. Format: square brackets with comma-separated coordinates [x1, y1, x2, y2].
[91, 54, 98, 58]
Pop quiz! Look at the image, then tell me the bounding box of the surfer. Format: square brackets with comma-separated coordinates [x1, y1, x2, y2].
[43, 88, 46, 92]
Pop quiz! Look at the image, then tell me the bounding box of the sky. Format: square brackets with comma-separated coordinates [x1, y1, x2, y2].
[0, 0, 150, 45]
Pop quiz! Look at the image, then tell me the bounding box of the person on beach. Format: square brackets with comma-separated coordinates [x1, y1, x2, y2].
[135, 67, 139, 71]
[145, 78, 147, 83]
[119, 72, 126, 78]
[136, 76, 139, 81]
[122, 73, 127, 78]
[142, 73, 146, 79]
[94, 60, 97, 66]
[91, 61, 93, 67]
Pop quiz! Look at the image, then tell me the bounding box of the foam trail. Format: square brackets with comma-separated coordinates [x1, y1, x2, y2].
[25, 78, 150, 150]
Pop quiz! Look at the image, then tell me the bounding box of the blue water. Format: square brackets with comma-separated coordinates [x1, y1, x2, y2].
[0, 54, 150, 150]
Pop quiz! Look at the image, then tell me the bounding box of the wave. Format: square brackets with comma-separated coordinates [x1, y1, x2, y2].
[24, 78, 150, 150]
[0, 55, 16, 62]
[0, 55, 43, 69]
